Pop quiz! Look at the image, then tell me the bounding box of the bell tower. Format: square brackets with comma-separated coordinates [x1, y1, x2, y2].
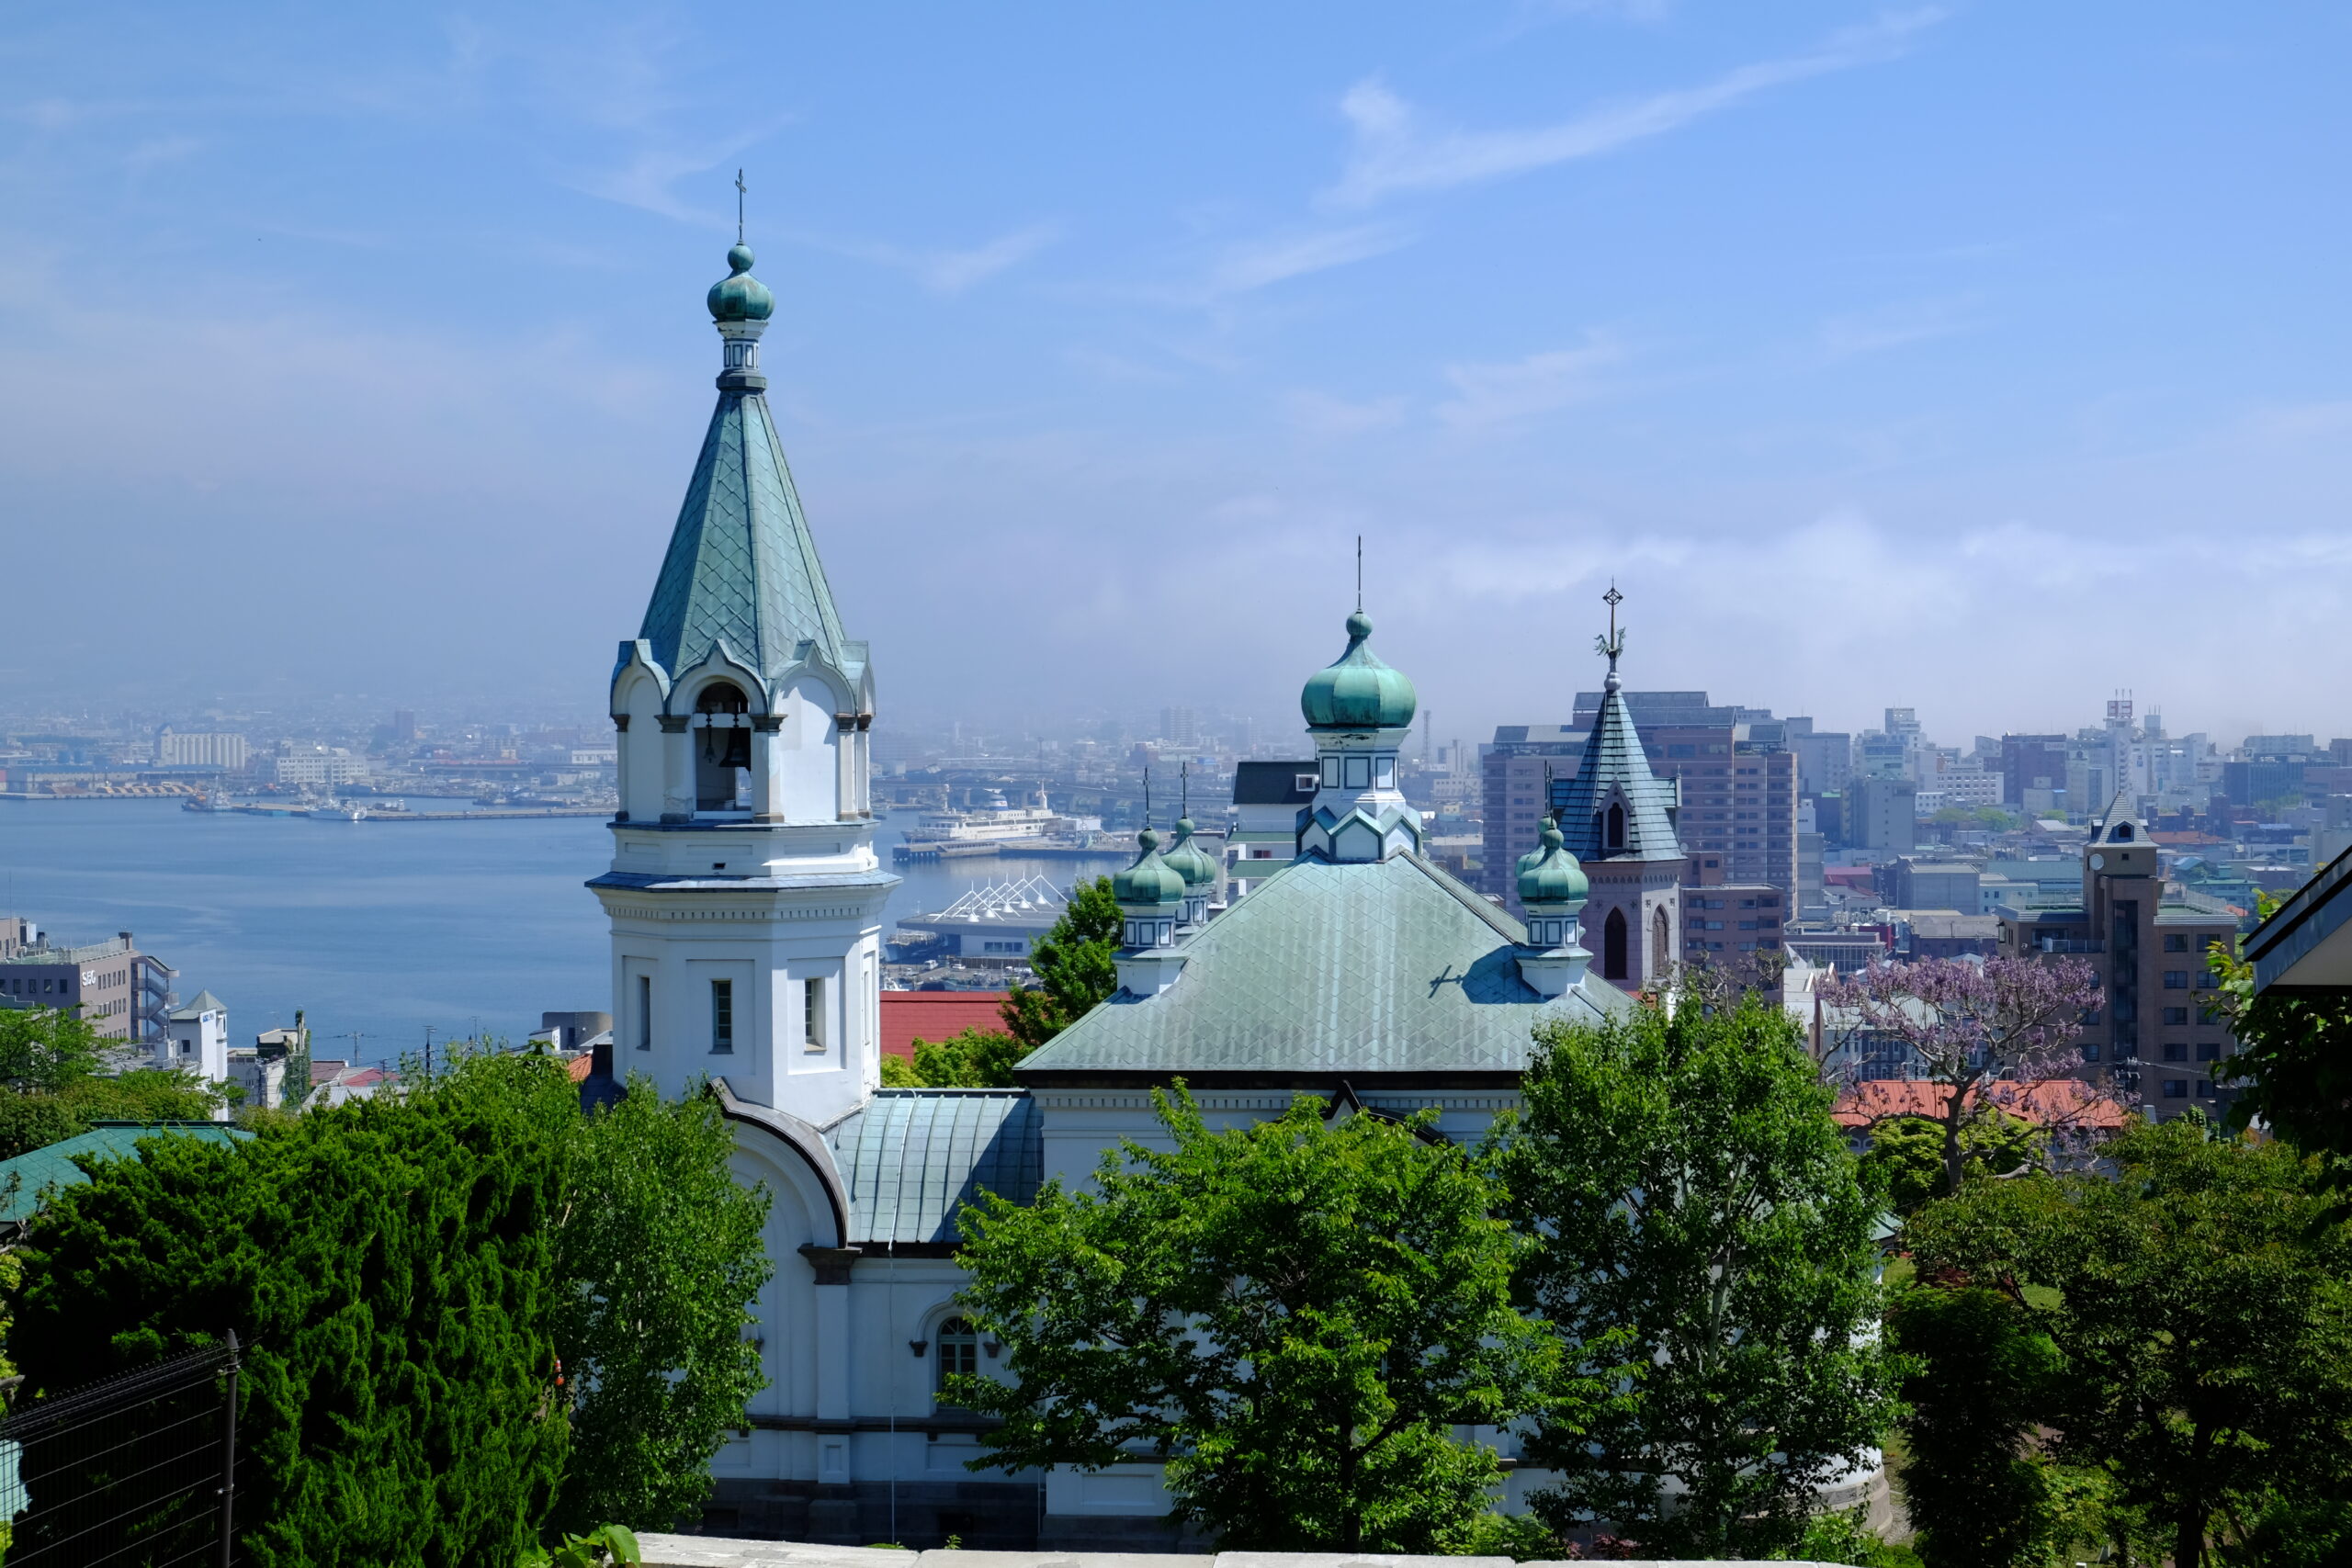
[590, 243, 895, 1125]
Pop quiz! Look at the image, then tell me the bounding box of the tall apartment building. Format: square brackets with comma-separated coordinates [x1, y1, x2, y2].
[1995, 798, 2241, 1113]
[155, 730, 249, 770]
[1158, 707, 1200, 748]
[1789, 724, 1852, 795]
[1479, 727, 1585, 908]
[1479, 694, 1799, 913]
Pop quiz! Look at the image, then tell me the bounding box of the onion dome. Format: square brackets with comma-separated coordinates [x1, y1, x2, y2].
[707, 244, 775, 323]
[1161, 816, 1218, 889]
[1516, 818, 1589, 908]
[1113, 827, 1188, 907]
[1300, 610, 1418, 730]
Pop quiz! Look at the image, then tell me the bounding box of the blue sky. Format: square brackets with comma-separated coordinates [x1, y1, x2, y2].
[3, 3, 2347, 747]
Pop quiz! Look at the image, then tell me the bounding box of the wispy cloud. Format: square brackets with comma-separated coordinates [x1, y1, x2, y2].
[1436, 335, 1624, 429]
[1816, 295, 1980, 359]
[802, 221, 1066, 295]
[1323, 9, 1945, 209]
[1204, 222, 1411, 296]
[1284, 389, 1408, 434]
[914, 224, 1064, 294]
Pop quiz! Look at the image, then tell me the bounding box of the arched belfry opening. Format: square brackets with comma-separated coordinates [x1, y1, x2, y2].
[1603, 907, 1628, 980]
[695, 681, 752, 811]
[1653, 906, 1671, 978]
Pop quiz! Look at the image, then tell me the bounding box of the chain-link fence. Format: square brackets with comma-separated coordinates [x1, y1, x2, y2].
[0, 1335, 240, 1568]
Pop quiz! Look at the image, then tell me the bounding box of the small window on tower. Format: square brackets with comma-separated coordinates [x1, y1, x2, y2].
[804, 976, 828, 1053]
[636, 976, 652, 1052]
[710, 979, 734, 1055]
[1607, 803, 1626, 850]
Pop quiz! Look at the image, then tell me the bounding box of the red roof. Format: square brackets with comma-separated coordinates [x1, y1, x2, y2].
[879, 991, 1013, 1060]
[565, 1053, 594, 1083]
[1833, 1077, 2131, 1132]
[1824, 866, 1876, 888]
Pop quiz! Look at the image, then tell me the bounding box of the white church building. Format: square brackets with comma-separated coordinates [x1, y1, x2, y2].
[587, 245, 1863, 1547]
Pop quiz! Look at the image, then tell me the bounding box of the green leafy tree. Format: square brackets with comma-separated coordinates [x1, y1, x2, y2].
[1000, 875, 1122, 1048]
[6, 1055, 572, 1568]
[1906, 1113, 2352, 1567]
[2204, 893, 2352, 1166]
[951, 1086, 1555, 1552]
[1863, 1108, 2043, 1214]
[549, 1072, 772, 1536]
[0, 1004, 108, 1094]
[1502, 998, 1900, 1558]
[0, 1066, 225, 1160]
[880, 1025, 1030, 1089]
[1887, 1283, 2090, 1568]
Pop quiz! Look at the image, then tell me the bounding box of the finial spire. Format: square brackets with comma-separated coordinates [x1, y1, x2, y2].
[1355, 535, 1363, 612]
[1596, 582, 1626, 689]
[1180, 761, 1189, 818]
[1143, 767, 1151, 827]
[735, 168, 747, 244]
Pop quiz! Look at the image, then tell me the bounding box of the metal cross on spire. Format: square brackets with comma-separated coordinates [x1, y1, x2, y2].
[1180, 761, 1189, 818]
[1142, 767, 1151, 829]
[1595, 581, 1626, 671]
[735, 169, 747, 244]
[1355, 535, 1363, 612]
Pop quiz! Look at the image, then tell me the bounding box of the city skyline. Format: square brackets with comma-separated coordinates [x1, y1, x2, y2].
[3, 6, 2348, 740]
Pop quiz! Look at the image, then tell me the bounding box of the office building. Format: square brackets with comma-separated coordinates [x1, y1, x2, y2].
[1995, 795, 2242, 1111]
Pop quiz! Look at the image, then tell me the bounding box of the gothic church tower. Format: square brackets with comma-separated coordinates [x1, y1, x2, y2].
[590, 245, 894, 1125]
[1550, 590, 1682, 993]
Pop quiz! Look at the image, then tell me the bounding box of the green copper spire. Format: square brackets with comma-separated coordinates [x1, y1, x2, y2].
[707, 243, 775, 322]
[637, 245, 849, 684]
[1516, 817, 1589, 907]
[1300, 610, 1418, 730]
[1114, 826, 1188, 907]
[1162, 815, 1217, 890]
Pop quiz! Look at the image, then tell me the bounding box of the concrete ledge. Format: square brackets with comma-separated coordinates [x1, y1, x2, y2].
[638, 1540, 1844, 1568]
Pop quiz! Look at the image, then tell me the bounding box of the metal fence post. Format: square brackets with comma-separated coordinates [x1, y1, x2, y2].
[219, 1330, 240, 1568]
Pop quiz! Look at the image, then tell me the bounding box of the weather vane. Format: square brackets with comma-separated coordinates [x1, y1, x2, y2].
[1596, 581, 1626, 671]
[735, 169, 747, 244]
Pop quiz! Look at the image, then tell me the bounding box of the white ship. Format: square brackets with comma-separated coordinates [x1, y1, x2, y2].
[307, 798, 368, 821]
[900, 786, 1068, 844]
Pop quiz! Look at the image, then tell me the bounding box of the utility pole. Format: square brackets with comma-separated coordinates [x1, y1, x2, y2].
[423, 1024, 435, 1081]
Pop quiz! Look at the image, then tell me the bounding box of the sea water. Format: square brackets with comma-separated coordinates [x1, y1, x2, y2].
[0, 800, 1109, 1070]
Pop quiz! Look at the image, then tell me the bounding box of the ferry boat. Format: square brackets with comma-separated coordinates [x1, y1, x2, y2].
[900, 787, 1069, 844]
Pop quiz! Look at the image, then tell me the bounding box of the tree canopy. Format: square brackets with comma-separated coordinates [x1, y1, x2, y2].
[1821, 955, 2100, 1197]
[999, 874, 1122, 1049]
[1500, 998, 1899, 1559]
[1905, 1113, 2352, 1567]
[950, 1086, 1555, 1552]
[4, 1049, 772, 1562]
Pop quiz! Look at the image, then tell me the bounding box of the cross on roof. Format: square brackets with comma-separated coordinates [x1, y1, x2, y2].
[735, 169, 747, 243]
[1597, 582, 1626, 669]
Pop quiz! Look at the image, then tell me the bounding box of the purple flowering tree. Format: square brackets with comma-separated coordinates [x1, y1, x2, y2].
[1819, 954, 2104, 1198]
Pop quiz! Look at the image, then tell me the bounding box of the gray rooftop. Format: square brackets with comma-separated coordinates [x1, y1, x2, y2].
[1016, 852, 1630, 1081]
[826, 1090, 1042, 1245]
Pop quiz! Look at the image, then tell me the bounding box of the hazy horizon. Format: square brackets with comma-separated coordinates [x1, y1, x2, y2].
[4, 4, 2347, 747]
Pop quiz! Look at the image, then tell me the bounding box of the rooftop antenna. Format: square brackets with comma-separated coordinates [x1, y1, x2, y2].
[734, 168, 747, 244]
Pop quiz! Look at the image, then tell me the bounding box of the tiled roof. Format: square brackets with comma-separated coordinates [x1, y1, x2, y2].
[1550, 685, 1682, 863]
[1016, 852, 1630, 1079]
[826, 1090, 1042, 1245]
[638, 386, 848, 683]
[880, 992, 1012, 1061]
[1832, 1077, 2130, 1133]
[0, 1124, 252, 1226]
